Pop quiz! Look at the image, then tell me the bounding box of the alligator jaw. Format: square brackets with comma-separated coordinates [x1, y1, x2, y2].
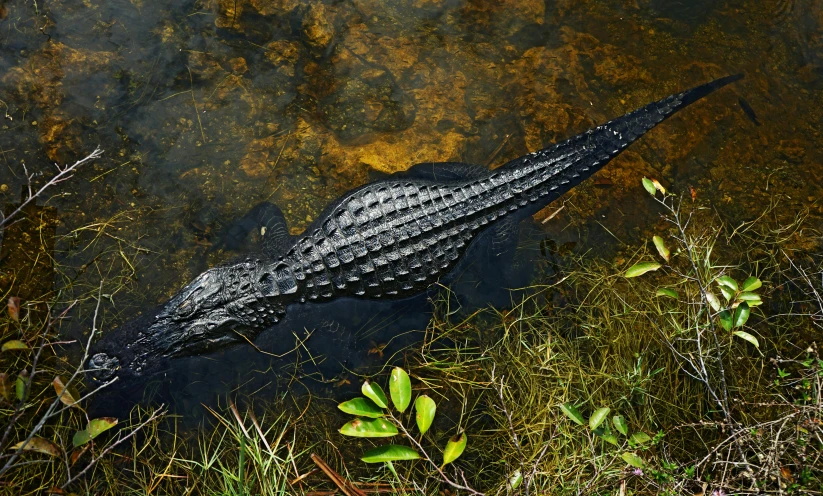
[86, 261, 288, 384]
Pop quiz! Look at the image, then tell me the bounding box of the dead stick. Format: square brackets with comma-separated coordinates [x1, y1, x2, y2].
[311, 453, 367, 496]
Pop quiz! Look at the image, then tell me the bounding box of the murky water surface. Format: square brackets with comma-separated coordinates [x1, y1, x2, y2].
[1, 0, 822, 415]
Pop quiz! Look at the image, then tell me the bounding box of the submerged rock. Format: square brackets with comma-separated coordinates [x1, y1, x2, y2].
[320, 70, 415, 144]
[302, 3, 335, 51]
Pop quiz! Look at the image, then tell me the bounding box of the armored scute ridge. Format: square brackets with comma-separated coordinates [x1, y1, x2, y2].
[87, 74, 742, 384]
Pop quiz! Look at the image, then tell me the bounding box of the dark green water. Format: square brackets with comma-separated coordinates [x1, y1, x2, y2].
[1, 0, 822, 415]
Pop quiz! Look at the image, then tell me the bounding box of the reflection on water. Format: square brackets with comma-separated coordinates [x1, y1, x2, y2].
[1, 0, 822, 416]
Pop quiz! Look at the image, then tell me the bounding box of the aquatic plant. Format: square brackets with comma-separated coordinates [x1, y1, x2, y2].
[336, 366, 480, 494]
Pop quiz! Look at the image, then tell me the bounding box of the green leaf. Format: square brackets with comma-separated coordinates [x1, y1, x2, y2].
[508, 470, 523, 490]
[613, 415, 629, 436]
[414, 395, 436, 435]
[716, 276, 738, 292]
[641, 177, 657, 196]
[12, 437, 61, 457]
[1, 340, 28, 352]
[361, 381, 388, 409]
[72, 430, 91, 448]
[559, 403, 584, 425]
[15, 372, 27, 402]
[361, 445, 420, 463]
[733, 330, 759, 349]
[733, 302, 750, 328]
[389, 367, 412, 413]
[88, 418, 117, 439]
[73, 419, 120, 448]
[742, 276, 762, 292]
[621, 452, 645, 468]
[736, 292, 761, 303]
[598, 431, 619, 446]
[718, 310, 733, 331]
[652, 236, 670, 262]
[624, 262, 661, 278]
[339, 418, 398, 438]
[655, 288, 678, 299]
[442, 432, 467, 466]
[718, 285, 735, 302]
[589, 407, 610, 431]
[630, 432, 651, 445]
[706, 292, 722, 313]
[338, 398, 384, 418]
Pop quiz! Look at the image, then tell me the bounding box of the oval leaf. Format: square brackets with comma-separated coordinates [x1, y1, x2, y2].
[613, 415, 629, 436]
[559, 403, 584, 426]
[52, 376, 81, 408]
[736, 292, 761, 302]
[742, 277, 762, 292]
[361, 444, 420, 463]
[11, 437, 61, 457]
[621, 452, 645, 468]
[716, 276, 738, 292]
[2, 340, 28, 352]
[389, 367, 411, 413]
[733, 330, 759, 349]
[630, 432, 651, 445]
[641, 177, 656, 196]
[87, 418, 118, 438]
[15, 372, 28, 402]
[338, 398, 384, 418]
[415, 395, 436, 435]
[339, 418, 398, 438]
[705, 292, 722, 312]
[589, 407, 610, 431]
[651, 178, 666, 194]
[599, 432, 619, 446]
[733, 302, 750, 328]
[508, 470, 523, 490]
[718, 310, 733, 331]
[362, 381, 389, 409]
[72, 430, 91, 448]
[443, 432, 467, 466]
[719, 285, 735, 302]
[624, 262, 661, 278]
[655, 288, 678, 299]
[652, 236, 670, 262]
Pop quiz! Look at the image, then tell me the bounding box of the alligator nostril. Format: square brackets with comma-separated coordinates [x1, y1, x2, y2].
[88, 353, 120, 381]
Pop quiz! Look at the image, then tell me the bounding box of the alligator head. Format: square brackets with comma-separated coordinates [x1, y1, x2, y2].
[86, 261, 287, 384]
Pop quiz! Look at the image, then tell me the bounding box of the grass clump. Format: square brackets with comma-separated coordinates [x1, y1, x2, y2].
[404, 186, 823, 494]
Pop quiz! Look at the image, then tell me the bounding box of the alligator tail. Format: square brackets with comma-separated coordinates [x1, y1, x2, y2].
[498, 74, 743, 204]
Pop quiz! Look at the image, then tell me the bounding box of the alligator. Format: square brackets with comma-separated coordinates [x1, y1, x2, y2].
[87, 74, 743, 384]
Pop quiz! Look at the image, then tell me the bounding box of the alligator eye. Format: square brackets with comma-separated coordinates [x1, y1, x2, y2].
[176, 287, 202, 318]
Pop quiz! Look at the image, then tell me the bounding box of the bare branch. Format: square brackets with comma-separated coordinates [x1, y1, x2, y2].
[0, 147, 103, 230]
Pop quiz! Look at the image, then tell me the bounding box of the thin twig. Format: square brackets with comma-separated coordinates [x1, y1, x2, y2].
[388, 413, 484, 495]
[0, 147, 103, 229]
[61, 406, 167, 489]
